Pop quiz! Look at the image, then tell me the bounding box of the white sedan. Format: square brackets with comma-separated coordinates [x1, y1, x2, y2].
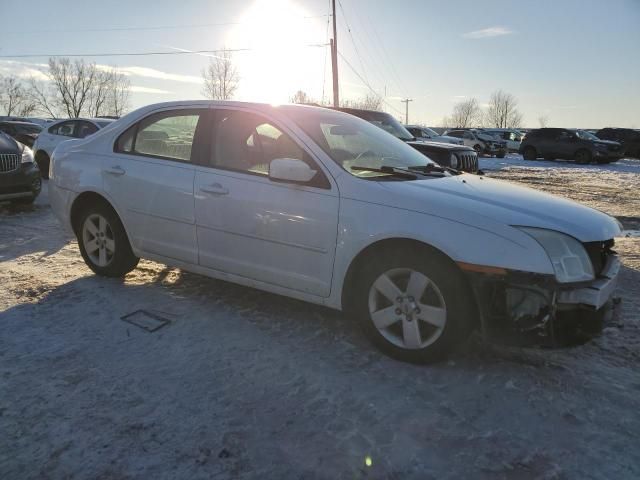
[32, 117, 114, 178]
[49, 101, 621, 363]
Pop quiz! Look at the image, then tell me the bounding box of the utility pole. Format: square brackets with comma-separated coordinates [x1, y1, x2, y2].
[401, 98, 413, 124]
[331, 0, 339, 107]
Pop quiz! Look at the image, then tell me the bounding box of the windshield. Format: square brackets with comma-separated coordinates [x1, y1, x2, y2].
[17, 124, 42, 134]
[95, 120, 113, 128]
[283, 107, 437, 179]
[575, 129, 599, 141]
[367, 116, 414, 141]
[423, 128, 439, 137]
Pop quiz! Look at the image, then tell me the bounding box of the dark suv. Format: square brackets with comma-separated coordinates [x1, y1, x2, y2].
[0, 132, 42, 204]
[595, 128, 640, 159]
[520, 128, 623, 164]
[328, 107, 479, 173]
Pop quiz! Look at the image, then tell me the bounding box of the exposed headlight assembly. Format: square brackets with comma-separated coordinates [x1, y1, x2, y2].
[517, 227, 594, 283]
[21, 146, 34, 164]
[449, 153, 459, 169]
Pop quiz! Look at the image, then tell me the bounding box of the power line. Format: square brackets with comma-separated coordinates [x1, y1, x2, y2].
[337, 50, 403, 115]
[321, 0, 332, 104]
[337, 0, 370, 86]
[0, 45, 328, 59]
[5, 15, 330, 35]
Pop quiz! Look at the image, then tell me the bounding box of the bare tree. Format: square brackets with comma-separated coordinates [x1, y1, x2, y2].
[108, 70, 130, 116]
[537, 114, 549, 128]
[87, 69, 112, 118]
[27, 77, 59, 118]
[342, 94, 383, 111]
[88, 67, 131, 117]
[449, 98, 482, 128]
[290, 90, 311, 104]
[0, 76, 37, 116]
[26, 59, 131, 118]
[47, 58, 97, 118]
[486, 90, 523, 128]
[201, 49, 239, 100]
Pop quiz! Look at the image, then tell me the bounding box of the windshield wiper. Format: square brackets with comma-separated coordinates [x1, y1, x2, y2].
[351, 165, 446, 179]
[351, 165, 419, 179]
[408, 164, 460, 175]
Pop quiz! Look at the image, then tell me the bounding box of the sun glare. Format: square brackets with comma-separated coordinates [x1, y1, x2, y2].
[228, 0, 327, 104]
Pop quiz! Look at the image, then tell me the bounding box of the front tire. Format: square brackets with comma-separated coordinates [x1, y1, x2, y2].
[77, 203, 139, 277]
[575, 149, 592, 164]
[523, 146, 537, 160]
[351, 248, 475, 363]
[35, 151, 50, 179]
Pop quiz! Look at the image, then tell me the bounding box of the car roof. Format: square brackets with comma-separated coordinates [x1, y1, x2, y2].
[0, 120, 41, 126]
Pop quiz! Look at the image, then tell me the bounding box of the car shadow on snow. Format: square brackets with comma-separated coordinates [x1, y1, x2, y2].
[10, 255, 638, 374]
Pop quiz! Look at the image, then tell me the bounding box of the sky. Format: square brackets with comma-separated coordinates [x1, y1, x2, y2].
[1, 0, 639, 128]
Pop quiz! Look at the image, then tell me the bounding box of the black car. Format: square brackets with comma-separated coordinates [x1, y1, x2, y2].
[595, 128, 640, 159]
[0, 121, 42, 148]
[328, 107, 479, 172]
[519, 128, 623, 164]
[0, 132, 42, 204]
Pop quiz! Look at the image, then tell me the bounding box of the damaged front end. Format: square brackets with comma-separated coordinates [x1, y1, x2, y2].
[462, 250, 620, 347]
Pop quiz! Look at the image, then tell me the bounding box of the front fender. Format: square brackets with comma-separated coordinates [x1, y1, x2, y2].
[326, 198, 553, 310]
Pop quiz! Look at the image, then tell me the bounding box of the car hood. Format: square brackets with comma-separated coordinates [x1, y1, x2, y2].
[436, 135, 462, 142]
[375, 173, 621, 242]
[0, 132, 20, 154]
[593, 139, 620, 146]
[407, 140, 470, 151]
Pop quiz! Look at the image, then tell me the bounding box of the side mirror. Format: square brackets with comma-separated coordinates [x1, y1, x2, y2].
[269, 158, 317, 183]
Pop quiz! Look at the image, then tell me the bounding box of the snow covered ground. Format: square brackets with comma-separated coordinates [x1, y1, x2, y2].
[1, 164, 640, 479]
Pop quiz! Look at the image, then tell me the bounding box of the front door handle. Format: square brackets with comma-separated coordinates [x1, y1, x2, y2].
[104, 166, 126, 176]
[200, 183, 229, 195]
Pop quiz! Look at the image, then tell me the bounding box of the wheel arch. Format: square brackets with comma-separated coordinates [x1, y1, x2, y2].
[69, 191, 132, 246]
[340, 237, 473, 314]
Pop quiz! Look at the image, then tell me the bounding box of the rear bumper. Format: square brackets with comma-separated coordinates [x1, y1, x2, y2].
[465, 255, 621, 346]
[0, 162, 41, 201]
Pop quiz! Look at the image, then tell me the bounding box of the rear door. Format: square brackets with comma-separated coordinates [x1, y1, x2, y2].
[104, 107, 207, 263]
[193, 108, 339, 297]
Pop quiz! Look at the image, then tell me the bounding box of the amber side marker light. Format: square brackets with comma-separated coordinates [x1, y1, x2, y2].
[457, 262, 508, 275]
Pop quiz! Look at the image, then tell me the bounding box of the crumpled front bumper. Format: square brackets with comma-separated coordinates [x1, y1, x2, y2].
[557, 256, 620, 309]
[464, 254, 621, 346]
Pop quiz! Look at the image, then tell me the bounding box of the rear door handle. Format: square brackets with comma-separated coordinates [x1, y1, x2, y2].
[104, 166, 126, 176]
[200, 183, 229, 195]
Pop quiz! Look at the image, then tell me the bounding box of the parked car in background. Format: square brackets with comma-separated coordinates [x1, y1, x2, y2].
[595, 128, 640, 158]
[481, 128, 524, 152]
[50, 101, 622, 363]
[404, 125, 464, 145]
[444, 129, 507, 157]
[0, 132, 41, 204]
[32, 117, 115, 178]
[328, 107, 477, 172]
[520, 128, 623, 164]
[0, 121, 42, 148]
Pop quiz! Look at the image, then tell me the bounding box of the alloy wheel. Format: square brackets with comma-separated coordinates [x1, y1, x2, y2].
[82, 213, 115, 267]
[368, 268, 447, 349]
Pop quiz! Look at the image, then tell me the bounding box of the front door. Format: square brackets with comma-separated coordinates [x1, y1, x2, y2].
[194, 109, 339, 297]
[103, 108, 206, 264]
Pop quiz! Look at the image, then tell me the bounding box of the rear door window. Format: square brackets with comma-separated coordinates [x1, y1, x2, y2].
[49, 121, 76, 137]
[115, 110, 203, 162]
[75, 121, 99, 138]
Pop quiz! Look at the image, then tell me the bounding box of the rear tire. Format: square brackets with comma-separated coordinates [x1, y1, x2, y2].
[76, 202, 139, 277]
[496, 152, 506, 159]
[523, 146, 537, 160]
[11, 196, 36, 205]
[35, 151, 50, 179]
[350, 247, 475, 364]
[575, 149, 592, 164]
